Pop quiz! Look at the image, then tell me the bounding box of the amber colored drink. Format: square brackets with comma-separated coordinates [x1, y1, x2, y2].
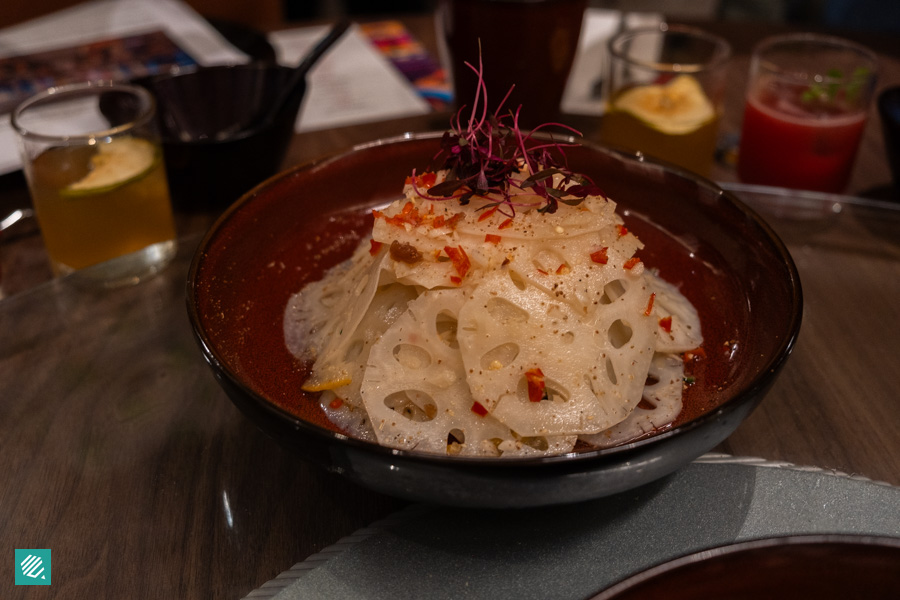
[737, 85, 867, 193]
[28, 143, 176, 275]
[600, 105, 720, 176]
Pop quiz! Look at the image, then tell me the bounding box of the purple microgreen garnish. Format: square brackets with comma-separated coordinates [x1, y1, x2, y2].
[417, 51, 598, 215]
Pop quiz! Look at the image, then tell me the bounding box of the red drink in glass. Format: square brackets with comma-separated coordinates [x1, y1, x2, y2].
[738, 83, 867, 193]
[736, 33, 878, 194]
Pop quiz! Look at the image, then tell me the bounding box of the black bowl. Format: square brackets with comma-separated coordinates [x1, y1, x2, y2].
[590, 535, 900, 599]
[135, 63, 304, 212]
[186, 132, 803, 508]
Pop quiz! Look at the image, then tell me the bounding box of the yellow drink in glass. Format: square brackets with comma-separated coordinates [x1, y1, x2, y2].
[601, 26, 731, 177]
[29, 140, 176, 275]
[600, 75, 720, 176]
[12, 82, 177, 287]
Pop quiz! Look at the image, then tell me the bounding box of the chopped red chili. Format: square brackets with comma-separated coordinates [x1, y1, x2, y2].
[644, 292, 656, 316]
[525, 368, 546, 402]
[683, 346, 707, 363]
[590, 247, 609, 264]
[369, 240, 383, 256]
[617, 224, 629, 237]
[624, 257, 642, 270]
[329, 397, 344, 410]
[405, 171, 437, 189]
[485, 233, 501, 244]
[478, 206, 499, 222]
[498, 218, 513, 230]
[659, 315, 673, 333]
[471, 401, 489, 416]
[444, 245, 471, 279]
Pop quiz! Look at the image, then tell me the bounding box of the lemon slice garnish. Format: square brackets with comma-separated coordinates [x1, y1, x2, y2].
[63, 137, 157, 196]
[612, 74, 716, 135]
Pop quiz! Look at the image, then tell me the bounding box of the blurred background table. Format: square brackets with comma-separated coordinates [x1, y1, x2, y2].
[1, 2, 899, 599]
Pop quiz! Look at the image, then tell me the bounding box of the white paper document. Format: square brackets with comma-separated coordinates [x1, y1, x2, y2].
[269, 25, 430, 133]
[561, 9, 664, 115]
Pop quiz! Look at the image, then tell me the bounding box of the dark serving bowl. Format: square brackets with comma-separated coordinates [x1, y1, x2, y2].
[590, 535, 900, 599]
[134, 63, 304, 212]
[186, 132, 802, 508]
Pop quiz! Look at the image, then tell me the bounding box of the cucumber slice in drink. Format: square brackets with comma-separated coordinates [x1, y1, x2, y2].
[63, 137, 157, 196]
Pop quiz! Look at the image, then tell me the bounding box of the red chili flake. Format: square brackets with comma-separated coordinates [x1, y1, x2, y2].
[329, 397, 344, 410]
[659, 315, 673, 333]
[450, 276, 462, 285]
[405, 171, 437, 189]
[644, 292, 656, 316]
[617, 224, 629, 237]
[478, 205, 499, 222]
[446, 213, 464, 229]
[556, 263, 569, 275]
[419, 171, 437, 188]
[485, 233, 502, 244]
[624, 257, 642, 270]
[536, 268, 549, 276]
[471, 401, 489, 416]
[369, 240, 383, 256]
[378, 201, 422, 228]
[525, 368, 546, 402]
[444, 245, 471, 279]
[498, 218, 514, 230]
[590, 247, 609, 264]
[683, 346, 707, 363]
[433, 215, 446, 228]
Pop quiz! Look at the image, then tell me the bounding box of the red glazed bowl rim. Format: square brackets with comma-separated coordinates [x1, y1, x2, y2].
[589, 534, 900, 599]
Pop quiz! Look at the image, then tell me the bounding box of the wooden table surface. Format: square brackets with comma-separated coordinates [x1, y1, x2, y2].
[1, 12, 898, 600]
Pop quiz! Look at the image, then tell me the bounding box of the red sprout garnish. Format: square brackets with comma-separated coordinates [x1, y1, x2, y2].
[422, 53, 604, 214]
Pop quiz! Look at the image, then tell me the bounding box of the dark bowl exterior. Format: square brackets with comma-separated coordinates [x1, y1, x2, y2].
[590, 535, 900, 599]
[186, 132, 802, 508]
[137, 64, 304, 212]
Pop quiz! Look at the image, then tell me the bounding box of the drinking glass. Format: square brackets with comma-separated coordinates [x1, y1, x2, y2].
[437, 0, 587, 127]
[599, 25, 731, 177]
[11, 81, 177, 287]
[737, 33, 878, 194]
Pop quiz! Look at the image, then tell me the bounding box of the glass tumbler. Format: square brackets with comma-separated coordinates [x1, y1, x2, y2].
[737, 33, 878, 194]
[11, 81, 177, 287]
[599, 24, 731, 176]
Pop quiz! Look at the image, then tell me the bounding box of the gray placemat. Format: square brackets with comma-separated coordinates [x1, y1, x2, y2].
[245, 455, 900, 599]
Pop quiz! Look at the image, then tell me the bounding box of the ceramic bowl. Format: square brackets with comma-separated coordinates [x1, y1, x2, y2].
[186, 132, 802, 508]
[134, 63, 304, 212]
[590, 535, 900, 599]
